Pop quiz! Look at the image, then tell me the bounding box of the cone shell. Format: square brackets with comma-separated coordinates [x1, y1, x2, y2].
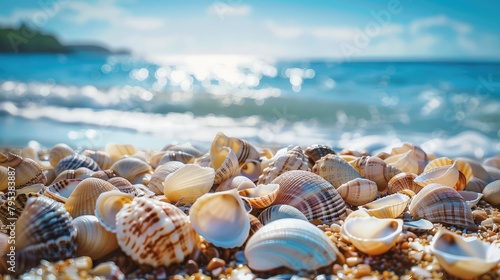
[351, 156, 401, 192]
[304, 144, 336, 169]
[408, 183, 476, 229]
[337, 178, 378, 206]
[482, 180, 500, 205]
[55, 154, 100, 175]
[44, 179, 81, 203]
[430, 228, 500, 279]
[0, 153, 47, 188]
[245, 218, 343, 271]
[95, 190, 135, 232]
[81, 150, 113, 170]
[387, 172, 423, 195]
[189, 189, 250, 248]
[148, 161, 185, 194]
[258, 204, 308, 225]
[270, 170, 347, 224]
[415, 161, 460, 189]
[342, 217, 402, 255]
[73, 215, 119, 260]
[110, 157, 152, 184]
[49, 143, 75, 168]
[258, 146, 308, 185]
[384, 150, 421, 174]
[312, 154, 362, 188]
[239, 183, 279, 208]
[361, 193, 410, 219]
[425, 157, 473, 183]
[15, 196, 77, 273]
[105, 143, 138, 162]
[215, 175, 256, 192]
[211, 146, 239, 185]
[65, 178, 118, 218]
[116, 197, 199, 267]
[163, 164, 215, 204]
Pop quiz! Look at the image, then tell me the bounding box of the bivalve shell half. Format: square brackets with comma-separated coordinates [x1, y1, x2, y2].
[430, 228, 500, 279]
[312, 154, 361, 188]
[257, 204, 308, 225]
[390, 143, 428, 174]
[0, 153, 47, 188]
[239, 183, 279, 208]
[163, 164, 215, 204]
[245, 218, 343, 271]
[95, 190, 135, 232]
[110, 157, 151, 184]
[351, 156, 401, 192]
[414, 161, 460, 189]
[189, 189, 250, 248]
[105, 143, 138, 162]
[51, 167, 93, 185]
[0, 192, 40, 226]
[361, 193, 410, 219]
[387, 172, 423, 195]
[148, 161, 185, 194]
[304, 144, 336, 169]
[482, 180, 500, 205]
[465, 176, 488, 193]
[64, 178, 118, 218]
[43, 179, 81, 203]
[81, 150, 113, 170]
[211, 146, 239, 185]
[55, 154, 100, 175]
[49, 143, 75, 168]
[425, 157, 473, 183]
[72, 215, 119, 260]
[270, 170, 347, 224]
[457, 190, 483, 208]
[337, 178, 378, 206]
[343, 216, 402, 255]
[116, 197, 199, 267]
[258, 146, 309, 185]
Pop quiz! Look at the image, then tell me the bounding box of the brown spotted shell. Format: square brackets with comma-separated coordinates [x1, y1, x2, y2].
[304, 144, 335, 168]
[55, 154, 100, 175]
[64, 178, 118, 218]
[351, 156, 402, 192]
[0, 153, 47, 189]
[312, 154, 362, 188]
[386, 172, 423, 195]
[116, 197, 199, 267]
[258, 146, 309, 185]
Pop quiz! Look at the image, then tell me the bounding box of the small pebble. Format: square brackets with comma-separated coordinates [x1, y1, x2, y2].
[211, 266, 224, 278]
[186, 260, 199, 275]
[409, 241, 424, 251]
[354, 264, 371, 278]
[330, 224, 341, 233]
[411, 266, 432, 278]
[346, 257, 361, 267]
[207, 257, 225, 271]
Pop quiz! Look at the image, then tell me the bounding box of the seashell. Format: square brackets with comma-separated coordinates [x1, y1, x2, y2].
[89, 262, 125, 279]
[64, 178, 118, 218]
[361, 193, 410, 219]
[238, 183, 279, 208]
[0, 166, 7, 192]
[304, 144, 336, 169]
[49, 143, 75, 168]
[91, 169, 116, 181]
[133, 183, 156, 197]
[238, 159, 262, 182]
[342, 216, 402, 255]
[457, 190, 484, 208]
[425, 157, 473, 183]
[14, 183, 44, 196]
[81, 149, 113, 170]
[110, 157, 152, 184]
[211, 146, 239, 185]
[482, 180, 500, 205]
[189, 189, 251, 248]
[0, 192, 40, 226]
[430, 228, 500, 279]
[163, 164, 215, 204]
[465, 176, 488, 193]
[340, 149, 367, 157]
[386, 172, 423, 195]
[21, 147, 52, 170]
[403, 219, 433, 232]
[457, 157, 492, 182]
[15, 196, 77, 273]
[390, 143, 428, 174]
[248, 214, 263, 241]
[374, 151, 391, 160]
[351, 156, 401, 192]
[337, 178, 378, 206]
[0, 153, 47, 188]
[72, 215, 119, 260]
[215, 175, 256, 192]
[245, 218, 343, 271]
[107, 177, 134, 192]
[258, 146, 308, 185]
[43, 179, 81, 203]
[148, 161, 184, 194]
[211, 132, 260, 165]
[414, 160, 459, 188]
[384, 150, 421, 174]
[257, 204, 308, 225]
[339, 155, 358, 163]
[95, 190, 135, 232]
[193, 152, 211, 167]
[51, 167, 94, 184]
[116, 197, 199, 267]
[55, 154, 100, 175]
[162, 143, 203, 158]
[0, 232, 8, 256]
[270, 170, 347, 224]
[408, 183, 476, 229]
[484, 165, 500, 181]
[260, 147, 287, 172]
[158, 151, 195, 166]
[312, 154, 361, 188]
[105, 143, 138, 162]
[483, 156, 500, 169]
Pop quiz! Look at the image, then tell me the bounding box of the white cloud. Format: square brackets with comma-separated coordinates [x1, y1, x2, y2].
[265, 21, 304, 39]
[207, 3, 252, 18]
[410, 15, 471, 35]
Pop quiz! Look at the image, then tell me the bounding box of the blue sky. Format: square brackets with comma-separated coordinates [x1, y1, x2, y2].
[1, 0, 499, 59]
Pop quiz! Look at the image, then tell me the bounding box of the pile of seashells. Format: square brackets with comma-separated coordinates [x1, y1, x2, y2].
[1, 131, 500, 279]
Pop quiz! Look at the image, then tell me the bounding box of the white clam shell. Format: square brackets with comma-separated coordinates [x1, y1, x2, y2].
[95, 190, 135, 233]
[148, 161, 185, 195]
[110, 157, 152, 184]
[312, 154, 361, 188]
[189, 189, 251, 248]
[238, 183, 279, 209]
[72, 215, 119, 260]
[361, 193, 410, 219]
[457, 190, 484, 207]
[162, 164, 215, 204]
[245, 218, 343, 271]
[430, 228, 500, 279]
[211, 146, 239, 185]
[342, 216, 402, 255]
[414, 160, 459, 188]
[257, 204, 308, 225]
[337, 178, 378, 206]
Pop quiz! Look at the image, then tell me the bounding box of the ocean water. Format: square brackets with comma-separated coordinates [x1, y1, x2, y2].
[0, 53, 499, 158]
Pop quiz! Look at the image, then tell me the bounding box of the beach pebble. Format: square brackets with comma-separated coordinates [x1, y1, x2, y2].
[186, 260, 199, 275]
[330, 223, 342, 233]
[411, 266, 432, 278]
[346, 257, 362, 267]
[354, 264, 372, 278]
[235, 250, 246, 264]
[409, 241, 424, 251]
[409, 251, 423, 262]
[207, 257, 225, 271]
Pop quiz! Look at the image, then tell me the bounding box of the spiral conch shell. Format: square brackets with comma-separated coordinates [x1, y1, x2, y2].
[312, 154, 362, 188]
[430, 228, 500, 279]
[0, 152, 47, 189]
[211, 146, 239, 185]
[72, 215, 119, 260]
[337, 178, 378, 206]
[116, 197, 199, 267]
[245, 218, 343, 271]
[162, 164, 215, 204]
[351, 156, 402, 192]
[189, 189, 251, 248]
[258, 146, 309, 185]
[304, 144, 336, 169]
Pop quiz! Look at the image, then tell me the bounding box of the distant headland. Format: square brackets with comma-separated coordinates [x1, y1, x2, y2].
[0, 24, 130, 54]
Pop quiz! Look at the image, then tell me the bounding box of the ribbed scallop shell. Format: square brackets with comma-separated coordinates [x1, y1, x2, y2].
[95, 190, 135, 232]
[72, 215, 119, 260]
[116, 197, 199, 267]
[258, 146, 309, 185]
[163, 164, 215, 203]
[245, 218, 343, 271]
[384, 150, 420, 174]
[465, 176, 488, 192]
[55, 154, 100, 175]
[43, 179, 81, 203]
[148, 161, 185, 194]
[0, 153, 47, 188]
[351, 156, 402, 192]
[239, 184, 279, 208]
[408, 183, 476, 229]
[337, 178, 378, 206]
[81, 150, 113, 170]
[51, 167, 93, 185]
[49, 143, 75, 168]
[64, 178, 118, 218]
[361, 193, 410, 219]
[106, 177, 139, 196]
[0, 192, 40, 226]
[105, 143, 138, 162]
[270, 170, 347, 224]
[304, 144, 336, 169]
[190, 189, 251, 248]
[16, 196, 77, 273]
[425, 157, 473, 183]
[482, 180, 500, 205]
[343, 217, 402, 255]
[312, 154, 362, 188]
[110, 157, 152, 184]
[211, 146, 239, 185]
[415, 161, 460, 188]
[258, 204, 308, 225]
[387, 172, 423, 195]
[215, 175, 256, 192]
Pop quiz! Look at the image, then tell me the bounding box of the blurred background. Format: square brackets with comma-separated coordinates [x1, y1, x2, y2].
[0, 0, 499, 157]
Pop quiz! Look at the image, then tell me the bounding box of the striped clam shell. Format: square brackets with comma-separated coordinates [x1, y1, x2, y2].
[408, 183, 476, 230]
[351, 156, 402, 192]
[386, 172, 423, 195]
[110, 157, 152, 184]
[425, 157, 473, 183]
[81, 149, 113, 170]
[55, 154, 100, 176]
[304, 144, 336, 169]
[312, 154, 362, 188]
[148, 161, 185, 194]
[258, 146, 309, 185]
[337, 178, 378, 206]
[270, 170, 347, 224]
[43, 179, 81, 203]
[0, 192, 40, 226]
[258, 204, 308, 225]
[239, 183, 279, 209]
[0, 153, 47, 189]
[51, 167, 94, 185]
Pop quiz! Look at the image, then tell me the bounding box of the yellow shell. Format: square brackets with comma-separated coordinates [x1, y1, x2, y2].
[0, 153, 47, 189]
[64, 178, 118, 218]
[384, 150, 421, 174]
[211, 146, 239, 185]
[105, 143, 138, 162]
[148, 161, 185, 194]
[162, 164, 215, 203]
[49, 143, 75, 168]
[390, 143, 428, 174]
[425, 157, 473, 183]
